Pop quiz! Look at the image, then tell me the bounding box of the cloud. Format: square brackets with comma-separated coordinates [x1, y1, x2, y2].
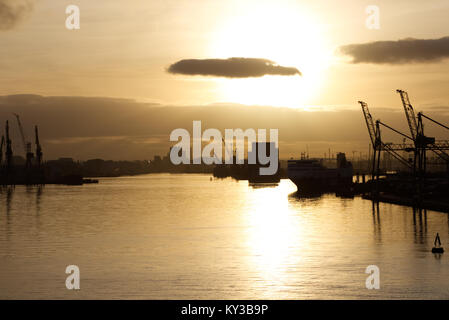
[0, 0, 34, 31]
[167, 57, 302, 78]
[1, 94, 448, 160]
[339, 36, 449, 64]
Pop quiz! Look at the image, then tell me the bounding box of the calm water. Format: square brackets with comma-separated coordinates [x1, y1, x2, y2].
[1, 174, 449, 299]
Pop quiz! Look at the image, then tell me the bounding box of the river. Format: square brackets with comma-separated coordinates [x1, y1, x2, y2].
[1, 174, 449, 299]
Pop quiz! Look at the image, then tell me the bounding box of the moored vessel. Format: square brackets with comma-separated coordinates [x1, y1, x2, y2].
[288, 153, 353, 193]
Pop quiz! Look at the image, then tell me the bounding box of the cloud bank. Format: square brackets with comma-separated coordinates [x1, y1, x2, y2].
[339, 36, 449, 64]
[167, 57, 302, 78]
[3, 94, 448, 161]
[0, 0, 34, 31]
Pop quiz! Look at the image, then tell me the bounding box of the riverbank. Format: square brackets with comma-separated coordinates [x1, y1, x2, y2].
[352, 174, 449, 213]
[362, 193, 449, 213]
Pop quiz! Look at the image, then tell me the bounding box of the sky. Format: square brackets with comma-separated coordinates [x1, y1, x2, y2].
[1, 0, 449, 160]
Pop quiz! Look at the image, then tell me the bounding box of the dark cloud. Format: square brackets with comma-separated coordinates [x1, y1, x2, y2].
[339, 36, 449, 64]
[167, 57, 302, 78]
[0, 0, 34, 31]
[1, 94, 448, 160]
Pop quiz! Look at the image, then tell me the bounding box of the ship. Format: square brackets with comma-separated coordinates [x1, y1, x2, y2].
[288, 152, 353, 193]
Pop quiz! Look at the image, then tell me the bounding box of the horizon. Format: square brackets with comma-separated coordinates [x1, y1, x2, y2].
[1, 92, 448, 161]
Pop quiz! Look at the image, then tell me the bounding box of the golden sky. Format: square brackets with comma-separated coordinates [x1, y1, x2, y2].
[1, 0, 448, 108]
[1, 0, 449, 159]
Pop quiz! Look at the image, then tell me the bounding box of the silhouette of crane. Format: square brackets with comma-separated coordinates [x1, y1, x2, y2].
[5, 120, 13, 169]
[359, 101, 413, 183]
[396, 90, 449, 175]
[0, 135, 4, 166]
[13, 113, 34, 169]
[35, 125, 43, 167]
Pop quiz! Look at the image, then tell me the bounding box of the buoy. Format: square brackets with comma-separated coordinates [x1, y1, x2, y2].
[432, 233, 444, 253]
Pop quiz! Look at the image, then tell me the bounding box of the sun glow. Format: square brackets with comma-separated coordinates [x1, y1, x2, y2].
[209, 3, 333, 108]
[245, 181, 301, 282]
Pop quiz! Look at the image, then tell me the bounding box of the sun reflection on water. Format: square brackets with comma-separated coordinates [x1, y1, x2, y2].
[245, 181, 302, 285]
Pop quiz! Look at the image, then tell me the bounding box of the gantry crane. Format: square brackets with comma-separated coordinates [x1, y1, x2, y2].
[0, 135, 4, 166]
[396, 90, 449, 176]
[5, 120, 13, 169]
[35, 125, 43, 167]
[359, 101, 413, 182]
[13, 113, 34, 169]
[418, 112, 449, 165]
[360, 101, 381, 180]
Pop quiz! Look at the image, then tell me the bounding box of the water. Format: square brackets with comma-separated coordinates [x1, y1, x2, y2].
[1, 174, 449, 299]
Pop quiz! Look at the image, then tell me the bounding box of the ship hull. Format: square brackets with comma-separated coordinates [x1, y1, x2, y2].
[287, 155, 353, 194]
[289, 176, 352, 193]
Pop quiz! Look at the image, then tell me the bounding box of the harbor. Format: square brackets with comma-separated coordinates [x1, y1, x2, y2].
[0, 116, 94, 186]
[2, 89, 448, 214]
[247, 89, 449, 213]
[353, 90, 449, 213]
[2, 174, 449, 299]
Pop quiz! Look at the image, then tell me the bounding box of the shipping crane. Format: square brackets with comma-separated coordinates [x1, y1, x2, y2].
[5, 120, 13, 169]
[397, 90, 419, 141]
[360, 101, 381, 181]
[13, 113, 34, 168]
[359, 101, 413, 182]
[396, 90, 449, 175]
[0, 135, 4, 166]
[397, 90, 431, 176]
[35, 125, 43, 167]
[417, 112, 449, 165]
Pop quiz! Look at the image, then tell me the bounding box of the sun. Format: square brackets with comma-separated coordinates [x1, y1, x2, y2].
[209, 3, 333, 108]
